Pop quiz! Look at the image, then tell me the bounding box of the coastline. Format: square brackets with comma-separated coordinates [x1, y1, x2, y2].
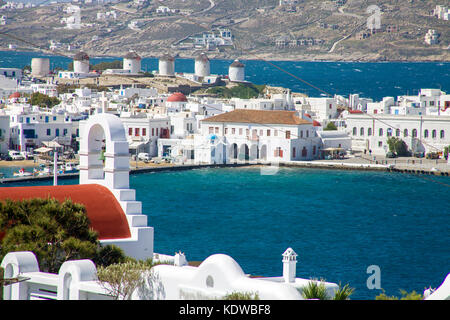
[1, 158, 449, 185]
[2, 48, 449, 64]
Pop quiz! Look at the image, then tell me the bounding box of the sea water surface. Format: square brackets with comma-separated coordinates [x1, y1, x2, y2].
[1, 50, 449, 101]
[3, 167, 449, 300]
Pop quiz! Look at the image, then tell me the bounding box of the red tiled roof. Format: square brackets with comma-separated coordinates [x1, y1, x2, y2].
[202, 109, 311, 125]
[0, 184, 131, 240]
[313, 120, 321, 127]
[348, 110, 363, 114]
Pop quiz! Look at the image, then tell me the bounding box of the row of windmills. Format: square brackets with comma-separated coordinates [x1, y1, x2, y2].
[47, 50, 246, 83]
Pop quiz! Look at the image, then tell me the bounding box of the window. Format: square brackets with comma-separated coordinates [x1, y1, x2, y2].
[135, 128, 140, 136]
[352, 127, 357, 135]
[142, 128, 146, 136]
[55, 128, 60, 136]
[368, 128, 372, 136]
[232, 128, 235, 134]
[246, 129, 249, 135]
[274, 130, 278, 136]
[274, 147, 283, 157]
[63, 129, 67, 136]
[209, 127, 213, 134]
[239, 128, 243, 135]
[387, 128, 392, 137]
[424, 129, 429, 138]
[53, 116, 57, 121]
[378, 141, 382, 147]
[267, 129, 271, 136]
[215, 127, 219, 134]
[286, 131, 291, 139]
[156, 128, 159, 136]
[379, 128, 383, 136]
[306, 130, 309, 138]
[292, 147, 296, 158]
[302, 147, 307, 157]
[47, 129, 51, 136]
[152, 128, 155, 136]
[45, 116, 49, 123]
[360, 127, 364, 136]
[313, 145, 316, 155]
[129, 128, 132, 136]
[432, 130, 437, 139]
[404, 129, 408, 137]
[225, 128, 228, 134]
[412, 129, 417, 138]
[300, 130, 303, 138]
[440, 130, 445, 139]
[396, 129, 400, 137]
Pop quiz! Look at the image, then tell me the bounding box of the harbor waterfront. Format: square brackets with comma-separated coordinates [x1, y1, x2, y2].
[0, 50, 449, 101]
[2, 166, 449, 300]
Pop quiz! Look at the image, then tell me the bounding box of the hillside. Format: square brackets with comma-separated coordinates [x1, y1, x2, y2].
[0, 0, 449, 62]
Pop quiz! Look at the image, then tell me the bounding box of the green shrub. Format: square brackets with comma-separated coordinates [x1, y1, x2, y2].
[223, 291, 260, 300]
[333, 282, 355, 300]
[300, 279, 329, 300]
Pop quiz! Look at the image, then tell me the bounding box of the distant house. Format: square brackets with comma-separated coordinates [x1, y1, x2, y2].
[425, 29, 440, 45]
[279, 0, 299, 6]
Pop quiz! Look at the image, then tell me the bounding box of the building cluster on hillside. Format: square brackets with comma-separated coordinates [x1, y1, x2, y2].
[176, 28, 234, 51]
[425, 29, 440, 45]
[1, 50, 450, 164]
[275, 36, 325, 48]
[0, 2, 35, 11]
[433, 5, 450, 20]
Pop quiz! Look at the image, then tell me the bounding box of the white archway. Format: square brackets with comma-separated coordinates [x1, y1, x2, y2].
[79, 114, 130, 190]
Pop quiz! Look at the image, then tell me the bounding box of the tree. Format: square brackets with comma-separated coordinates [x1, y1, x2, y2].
[0, 198, 126, 273]
[324, 122, 338, 131]
[96, 259, 160, 300]
[30, 92, 60, 108]
[387, 137, 410, 156]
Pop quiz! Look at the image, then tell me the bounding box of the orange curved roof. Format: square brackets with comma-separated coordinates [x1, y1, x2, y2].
[167, 92, 187, 102]
[0, 184, 131, 240]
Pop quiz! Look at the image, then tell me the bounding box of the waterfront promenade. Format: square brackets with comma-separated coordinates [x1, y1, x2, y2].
[1, 155, 449, 185]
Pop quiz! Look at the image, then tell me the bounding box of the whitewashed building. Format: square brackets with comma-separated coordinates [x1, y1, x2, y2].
[118, 113, 171, 157]
[198, 109, 322, 164]
[346, 112, 450, 155]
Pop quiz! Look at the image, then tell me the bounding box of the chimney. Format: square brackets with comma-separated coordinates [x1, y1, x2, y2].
[282, 248, 298, 283]
[174, 251, 187, 267]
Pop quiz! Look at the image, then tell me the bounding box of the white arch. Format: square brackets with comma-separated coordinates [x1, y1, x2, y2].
[79, 114, 130, 189]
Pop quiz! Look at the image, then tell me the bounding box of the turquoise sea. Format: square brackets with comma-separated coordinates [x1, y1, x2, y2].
[3, 167, 449, 300]
[0, 50, 449, 101]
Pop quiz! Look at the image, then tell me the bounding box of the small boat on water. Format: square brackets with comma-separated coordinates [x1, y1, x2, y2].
[61, 162, 79, 173]
[13, 168, 33, 177]
[35, 164, 52, 176]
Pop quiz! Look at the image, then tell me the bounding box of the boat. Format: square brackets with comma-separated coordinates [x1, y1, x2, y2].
[36, 165, 51, 176]
[60, 162, 79, 174]
[13, 168, 33, 177]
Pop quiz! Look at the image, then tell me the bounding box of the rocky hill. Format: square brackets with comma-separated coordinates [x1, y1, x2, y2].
[1, 0, 449, 62]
